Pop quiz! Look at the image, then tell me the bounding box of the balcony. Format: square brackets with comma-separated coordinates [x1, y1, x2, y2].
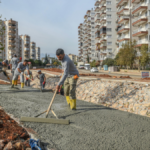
[117, 0, 128, 8]
[100, 43, 107, 49]
[100, 17, 106, 24]
[99, 4, 106, 11]
[100, 10, 106, 17]
[95, 1, 100, 6]
[132, 0, 140, 3]
[100, 23, 106, 29]
[132, 28, 148, 37]
[132, 2, 148, 14]
[95, 14, 100, 23]
[118, 16, 129, 24]
[132, 15, 147, 26]
[99, 0, 106, 5]
[117, 25, 129, 34]
[135, 40, 148, 47]
[95, 7, 100, 12]
[117, 34, 130, 42]
[117, 6, 129, 15]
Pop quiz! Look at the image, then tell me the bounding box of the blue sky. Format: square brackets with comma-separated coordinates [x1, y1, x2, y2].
[0, 0, 95, 58]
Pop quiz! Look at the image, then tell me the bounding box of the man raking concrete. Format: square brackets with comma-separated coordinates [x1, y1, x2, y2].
[10, 54, 19, 85]
[56, 49, 79, 110]
[11, 60, 30, 88]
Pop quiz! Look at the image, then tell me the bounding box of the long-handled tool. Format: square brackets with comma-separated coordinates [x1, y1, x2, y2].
[3, 70, 11, 82]
[20, 74, 69, 125]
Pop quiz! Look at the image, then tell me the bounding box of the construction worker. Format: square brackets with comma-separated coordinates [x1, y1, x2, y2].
[11, 60, 29, 88]
[24, 69, 33, 86]
[36, 70, 46, 92]
[56, 49, 79, 110]
[10, 54, 19, 85]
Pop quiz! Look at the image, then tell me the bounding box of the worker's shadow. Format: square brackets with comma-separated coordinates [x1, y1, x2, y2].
[60, 104, 114, 119]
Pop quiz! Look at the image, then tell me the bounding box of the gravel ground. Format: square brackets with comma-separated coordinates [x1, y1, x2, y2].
[1, 85, 150, 150]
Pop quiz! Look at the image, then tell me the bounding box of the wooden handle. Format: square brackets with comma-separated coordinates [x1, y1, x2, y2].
[45, 74, 63, 118]
[45, 90, 57, 118]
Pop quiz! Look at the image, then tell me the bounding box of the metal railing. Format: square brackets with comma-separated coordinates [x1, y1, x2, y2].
[132, 27, 148, 34]
[132, 2, 147, 12]
[132, 15, 147, 23]
[118, 25, 129, 32]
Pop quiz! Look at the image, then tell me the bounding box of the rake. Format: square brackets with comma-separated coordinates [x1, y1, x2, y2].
[20, 75, 70, 125]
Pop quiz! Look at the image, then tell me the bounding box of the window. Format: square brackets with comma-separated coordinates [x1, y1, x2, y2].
[107, 21, 111, 25]
[107, 28, 112, 32]
[108, 48, 112, 51]
[107, 14, 111, 18]
[107, 35, 112, 38]
[107, 42, 112, 45]
[106, 1, 111, 5]
[107, 8, 111, 11]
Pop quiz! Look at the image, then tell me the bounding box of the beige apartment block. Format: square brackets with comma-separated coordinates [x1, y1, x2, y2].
[36, 47, 40, 60]
[78, 23, 84, 62]
[4, 19, 19, 61]
[132, 0, 148, 51]
[20, 35, 30, 61]
[0, 20, 5, 60]
[95, 0, 117, 64]
[30, 42, 36, 60]
[68, 54, 78, 62]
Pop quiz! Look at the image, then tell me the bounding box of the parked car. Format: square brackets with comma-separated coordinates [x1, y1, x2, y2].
[91, 67, 98, 73]
[78, 65, 85, 69]
[85, 66, 90, 70]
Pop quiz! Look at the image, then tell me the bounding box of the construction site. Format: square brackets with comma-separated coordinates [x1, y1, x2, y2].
[1, 68, 150, 150]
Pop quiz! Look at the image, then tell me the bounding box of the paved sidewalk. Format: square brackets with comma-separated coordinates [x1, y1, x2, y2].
[0, 85, 150, 150]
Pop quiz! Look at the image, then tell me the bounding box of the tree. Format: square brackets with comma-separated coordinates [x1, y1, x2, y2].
[44, 54, 49, 64]
[90, 60, 96, 67]
[34, 60, 43, 66]
[102, 58, 114, 66]
[28, 59, 35, 66]
[115, 40, 137, 69]
[139, 44, 150, 69]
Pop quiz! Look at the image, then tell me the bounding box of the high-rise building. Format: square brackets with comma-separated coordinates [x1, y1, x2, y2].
[30, 42, 36, 60]
[4, 19, 19, 61]
[95, 0, 117, 64]
[36, 47, 40, 60]
[0, 20, 5, 60]
[20, 35, 30, 61]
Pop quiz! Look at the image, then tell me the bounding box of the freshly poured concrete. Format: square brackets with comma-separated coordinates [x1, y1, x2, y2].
[1, 85, 150, 150]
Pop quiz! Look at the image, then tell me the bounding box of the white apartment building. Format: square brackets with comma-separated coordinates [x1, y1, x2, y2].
[0, 20, 5, 60]
[4, 19, 19, 61]
[30, 42, 36, 60]
[95, 0, 117, 64]
[78, 9, 97, 63]
[36, 47, 40, 60]
[20, 35, 30, 61]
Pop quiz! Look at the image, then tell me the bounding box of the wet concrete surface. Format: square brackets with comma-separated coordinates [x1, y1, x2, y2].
[1, 85, 150, 150]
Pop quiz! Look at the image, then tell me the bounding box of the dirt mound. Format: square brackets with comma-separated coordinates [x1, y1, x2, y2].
[119, 76, 131, 79]
[0, 109, 31, 149]
[42, 68, 63, 73]
[142, 77, 150, 80]
[0, 80, 10, 85]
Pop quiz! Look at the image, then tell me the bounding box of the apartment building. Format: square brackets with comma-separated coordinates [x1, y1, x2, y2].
[78, 23, 84, 62]
[4, 19, 19, 61]
[68, 54, 79, 62]
[36, 47, 40, 60]
[95, 0, 117, 64]
[30, 42, 36, 60]
[0, 20, 5, 60]
[78, 9, 96, 63]
[20, 35, 30, 61]
[132, 0, 149, 50]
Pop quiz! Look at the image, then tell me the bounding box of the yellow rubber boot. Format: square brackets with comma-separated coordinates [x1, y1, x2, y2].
[70, 99, 76, 110]
[14, 80, 17, 86]
[21, 83, 24, 88]
[66, 96, 70, 105]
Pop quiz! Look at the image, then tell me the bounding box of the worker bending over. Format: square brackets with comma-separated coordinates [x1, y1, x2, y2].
[0, 60, 10, 81]
[24, 69, 33, 86]
[10, 54, 19, 85]
[36, 70, 46, 92]
[11, 60, 29, 88]
[56, 49, 79, 110]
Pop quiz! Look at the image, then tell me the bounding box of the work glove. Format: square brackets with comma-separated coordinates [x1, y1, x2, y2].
[29, 139, 42, 150]
[43, 81, 45, 85]
[27, 75, 30, 78]
[21, 72, 24, 75]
